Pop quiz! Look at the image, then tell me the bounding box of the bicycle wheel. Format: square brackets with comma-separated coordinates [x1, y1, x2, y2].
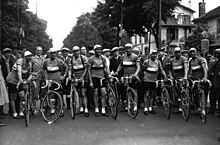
[127, 87, 138, 119]
[181, 89, 190, 121]
[108, 87, 118, 119]
[70, 90, 76, 119]
[41, 90, 63, 122]
[200, 90, 207, 123]
[25, 92, 30, 126]
[161, 88, 171, 119]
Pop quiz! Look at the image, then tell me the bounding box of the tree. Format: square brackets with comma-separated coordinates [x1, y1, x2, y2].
[185, 24, 215, 51]
[1, 0, 52, 52]
[123, 0, 180, 48]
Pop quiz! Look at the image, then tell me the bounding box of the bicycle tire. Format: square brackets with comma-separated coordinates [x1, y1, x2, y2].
[25, 92, 30, 126]
[127, 87, 138, 119]
[70, 89, 76, 119]
[108, 87, 118, 119]
[41, 90, 63, 122]
[200, 90, 207, 123]
[161, 88, 171, 119]
[181, 89, 190, 121]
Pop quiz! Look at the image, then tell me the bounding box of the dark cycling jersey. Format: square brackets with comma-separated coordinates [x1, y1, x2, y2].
[122, 53, 139, 76]
[170, 56, 187, 79]
[189, 57, 206, 80]
[71, 55, 88, 79]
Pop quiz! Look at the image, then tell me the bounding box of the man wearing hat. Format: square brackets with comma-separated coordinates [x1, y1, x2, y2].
[81, 46, 87, 56]
[142, 50, 167, 115]
[43, 48, 68, 116]
[188, 47, 209, 115]
[88, 44, 110, 116]
[60, 47, 71, 109]
[110, 47, 122, 77]
[169, 47, 188, 114]
[181, 50, 189, 60]
[158, 47, 170, 77]
[208, 48, 220, 117]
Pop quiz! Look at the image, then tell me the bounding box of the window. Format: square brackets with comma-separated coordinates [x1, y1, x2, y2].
[217, 19, 220, 37]
[167, 28, 179, 42]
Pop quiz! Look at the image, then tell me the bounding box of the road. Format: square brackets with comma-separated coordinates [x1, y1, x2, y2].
[0, 106, 220, 145]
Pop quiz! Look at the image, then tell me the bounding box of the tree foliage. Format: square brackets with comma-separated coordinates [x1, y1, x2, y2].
[185, 23, 215, 51]
[1, 0, 52, 52]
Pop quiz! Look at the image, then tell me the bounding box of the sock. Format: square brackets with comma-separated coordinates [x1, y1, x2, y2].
[144, 108, 148, 112]
[95, 108, 99, 113]
[80, 107, 84, 112]
[102, 108, 106, 114]
[149, 107, 152, 111]
[85, 108, 88, 113]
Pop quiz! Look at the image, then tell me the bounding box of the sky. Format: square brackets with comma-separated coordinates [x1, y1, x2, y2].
[28, 0, 220, 49]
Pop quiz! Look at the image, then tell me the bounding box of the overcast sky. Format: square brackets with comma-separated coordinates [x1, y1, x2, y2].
[28, 0, 220, 49]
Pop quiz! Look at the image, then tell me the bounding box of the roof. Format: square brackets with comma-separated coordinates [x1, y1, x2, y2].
[161, 17, 196, 27]
[178, 4, 196, 13]
[194, 6, 220, 21]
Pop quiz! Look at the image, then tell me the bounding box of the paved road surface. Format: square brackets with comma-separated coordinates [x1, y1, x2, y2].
[1, 107, 220, 145]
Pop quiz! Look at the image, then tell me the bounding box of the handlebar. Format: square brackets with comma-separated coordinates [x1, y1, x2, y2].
[41, 80, 61, 91]
[192, 79, 212, 88]
[156, 78, 173, 88]
[16, 79, 36, 90]
[109, 76, 119, 83]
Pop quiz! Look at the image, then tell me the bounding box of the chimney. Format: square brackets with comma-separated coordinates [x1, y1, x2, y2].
[199, 0, 206, 17]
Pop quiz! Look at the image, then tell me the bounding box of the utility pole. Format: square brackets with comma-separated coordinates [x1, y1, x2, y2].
[0, 0, 2, 51]
[158, 0, 162, 49]
[119, 0, 124, 46]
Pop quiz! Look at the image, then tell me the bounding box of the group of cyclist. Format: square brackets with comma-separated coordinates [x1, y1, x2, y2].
[1, 42, 219, 122]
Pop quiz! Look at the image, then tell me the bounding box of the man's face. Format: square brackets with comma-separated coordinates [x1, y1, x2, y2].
[73, 49, 80, 57]
[174, 51, 181, 59]
[190, 50, 196, 58]
[81, 49, 86, 55]
[4, 52, 11, 58]
[36, 46, 43, 56]
[62, 50, 68, 57]
[151, 52, 157, 60]
[113, 50, 119, 57]
[95, 47, 102, 56]
[125, 46, 132, 54]
[158, 51, 164, 58]
[104, 52, 110, 57]
[25, 56, 32, 62]
[50, 52, 56, 60]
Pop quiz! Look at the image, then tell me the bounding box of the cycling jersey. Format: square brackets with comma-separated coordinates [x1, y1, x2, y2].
[6, 58, 31, 85]
[43, 58, 67, 83]
[143, 59, 161, 82]
[122, 53, 139, 76]
[189, 57, 206, 80]
[71, 55, 88, 79]
[170, 56, 187, 79]
[88, 55, 107, 79]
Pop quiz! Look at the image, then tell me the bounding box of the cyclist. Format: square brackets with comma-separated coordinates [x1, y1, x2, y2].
[88, 44, 110, 117]
[6, 51, 33, 119]
[43, 48, 68, 117]
[116, 43, 141, 111]
[69, 46, 89, 117]
[142, 50, 167, 115]
[169, 47, 188, 113]
[188, 48, 209, 114]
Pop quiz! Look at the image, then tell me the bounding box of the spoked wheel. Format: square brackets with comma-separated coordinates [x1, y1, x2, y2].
[181, 90, 190, 121]
[41, 90, 63, 122]
[25, 92, 30, 127]
[161, 88, 171, 119]
[127, 88, 138, 119]
[200, 90, 207, 123]
[71, 93, 76, 119]
[108, 87, 118, 119]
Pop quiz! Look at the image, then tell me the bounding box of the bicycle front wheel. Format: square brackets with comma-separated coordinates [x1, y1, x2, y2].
[25, 92, 30, 127]
[161, 88, 171, 119]
[108, 87, 118, 119]
[200, 90, 207, 123]
[41, 90, 63, 122]
[70, 90, 76, 119]
[127, 87, 138, 119]
[181, 89, 190, 121]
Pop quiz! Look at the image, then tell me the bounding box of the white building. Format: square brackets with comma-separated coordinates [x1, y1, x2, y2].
[131, 4, 196, 54]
